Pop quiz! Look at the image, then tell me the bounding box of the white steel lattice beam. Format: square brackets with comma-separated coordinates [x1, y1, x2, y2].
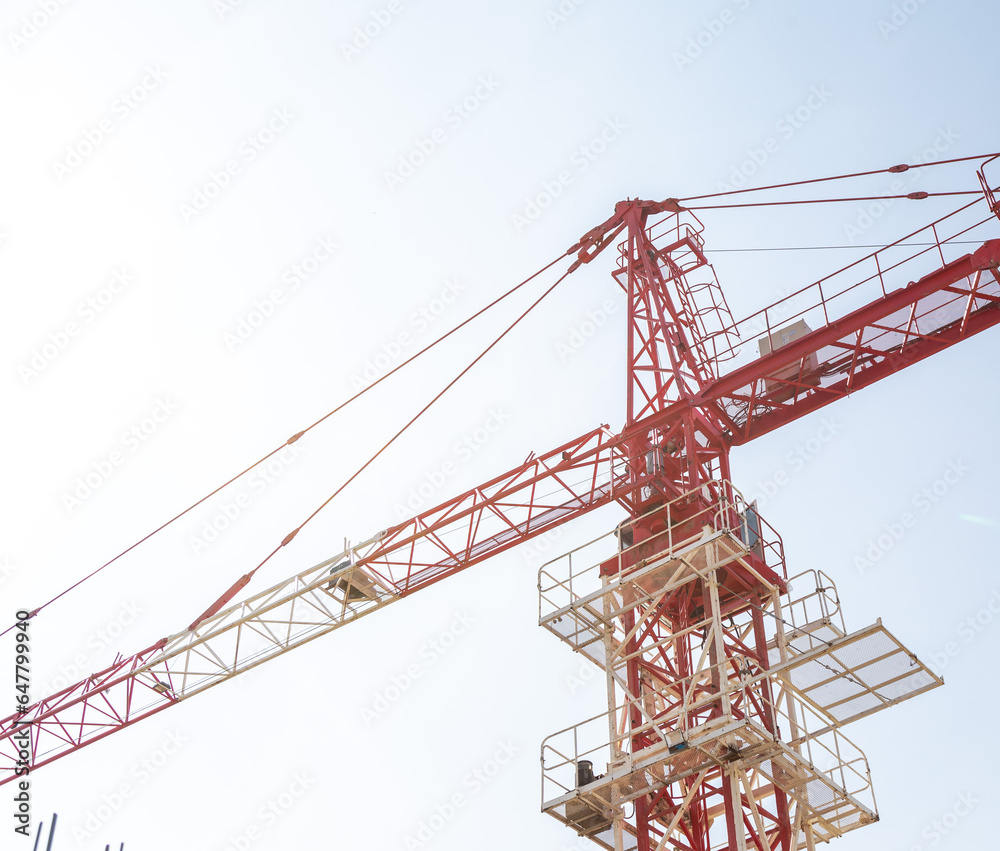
[1, 423, 631, 783]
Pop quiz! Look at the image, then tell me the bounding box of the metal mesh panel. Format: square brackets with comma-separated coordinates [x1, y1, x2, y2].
[759, 749, 876, 839]
[612, 767, 661, 802]
[716, 223, 1000, 430]
[777, 625, 940, 725]
[589, 824, 638, 851]
[563, 798, 614, 838]
[549, 778, 647, 850]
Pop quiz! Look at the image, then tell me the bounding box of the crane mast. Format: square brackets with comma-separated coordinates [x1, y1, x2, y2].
[3, 167, 999, 850]
[536, 199, 995, 850]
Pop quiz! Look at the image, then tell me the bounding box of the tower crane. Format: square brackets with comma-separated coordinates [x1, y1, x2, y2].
[4, 155, 1000, 850]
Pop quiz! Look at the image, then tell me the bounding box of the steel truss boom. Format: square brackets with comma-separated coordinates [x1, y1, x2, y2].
[3, 189, 998, 831]
[707, 238, 1000, 443]
[0, 425, 631, 781]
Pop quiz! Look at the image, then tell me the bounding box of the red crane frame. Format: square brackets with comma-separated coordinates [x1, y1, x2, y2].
[3, 163, 999, 850]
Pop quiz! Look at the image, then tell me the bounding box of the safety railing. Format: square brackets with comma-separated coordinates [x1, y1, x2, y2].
[714, 195, 999, 379]
[539, 482, 785, 629]
[771, 569, 846, 659]
[541, 658, 876, 825]
[541, 653, 767, 798]
[977, 154, 999, 218]
[616, 210, 743, 375]
[616, 210, 708, 272]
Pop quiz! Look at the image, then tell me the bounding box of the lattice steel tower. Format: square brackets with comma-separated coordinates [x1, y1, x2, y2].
[537, 195, 997, 850]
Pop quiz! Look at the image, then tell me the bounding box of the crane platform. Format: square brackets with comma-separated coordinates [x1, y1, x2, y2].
[538, 506, 939, 849]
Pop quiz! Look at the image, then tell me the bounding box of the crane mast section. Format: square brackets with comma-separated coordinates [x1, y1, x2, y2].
[0, 425, 634, 784]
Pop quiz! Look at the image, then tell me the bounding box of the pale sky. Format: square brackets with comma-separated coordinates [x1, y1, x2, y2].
[2, 1, 999, 849]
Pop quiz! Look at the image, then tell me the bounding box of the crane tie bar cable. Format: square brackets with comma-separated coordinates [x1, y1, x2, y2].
[1, 248, 572, 639]
[676, 151, 1000, 203]
[683, 190, 982, 212]
[16, 152, 995, 637]
[188, 262, 582, 630]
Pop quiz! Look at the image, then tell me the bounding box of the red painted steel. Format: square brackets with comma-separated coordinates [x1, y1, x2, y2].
[0, 426, 631, 780]
[2, 178, 998, 851]
[553, 191, 998, 850]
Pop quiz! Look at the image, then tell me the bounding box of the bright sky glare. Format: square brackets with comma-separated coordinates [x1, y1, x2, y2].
[2, 2, 999, 850]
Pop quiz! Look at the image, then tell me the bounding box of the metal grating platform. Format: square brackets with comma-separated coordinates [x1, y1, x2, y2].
[769, 620, 942, 727]
[758, 743, 878, 843]
[546, 797, 639, 851]
[537, 528, 937, 849]
[539, 526, 760, 668]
